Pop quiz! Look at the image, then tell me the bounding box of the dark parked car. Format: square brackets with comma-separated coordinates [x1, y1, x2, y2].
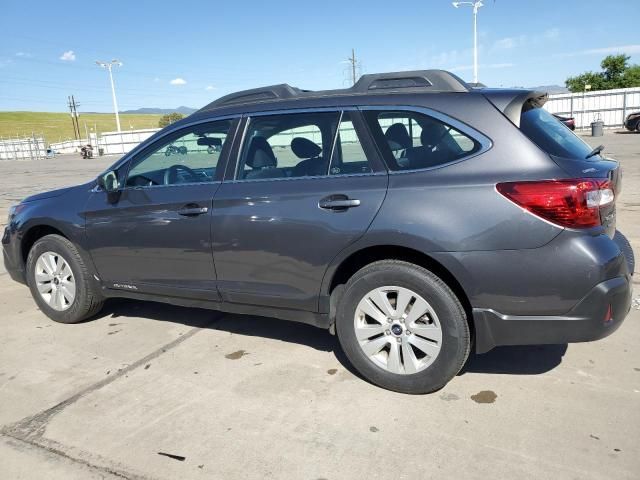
[3, 70, 634, 393]
[624, 111, 640, 132]
[553, 113, 576, 130]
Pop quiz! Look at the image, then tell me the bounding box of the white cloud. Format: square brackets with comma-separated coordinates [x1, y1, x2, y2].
[493, 36, 521, 50]
[579, 44, 640, 55]
[554, 44, 640, 58]
[169, 78, 186, 85]
[153, 77, 160, 82]
[492, 29, 560, 51]
[430, 48, 472, 67]
[543, 28, 560, 40]
[449, 63, 515, 73]
[205, 85, 216, 91]
[15, 52, 31, 57]
[59, 50, 76, 61]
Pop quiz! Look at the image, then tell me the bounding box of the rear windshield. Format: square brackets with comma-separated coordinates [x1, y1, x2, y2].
[520, 107, 593, 159]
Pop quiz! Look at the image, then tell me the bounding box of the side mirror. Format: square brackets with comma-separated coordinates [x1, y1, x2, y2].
[98, 170, 120, 194]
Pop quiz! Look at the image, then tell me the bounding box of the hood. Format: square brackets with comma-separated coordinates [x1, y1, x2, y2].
[22, 185, 79, 203]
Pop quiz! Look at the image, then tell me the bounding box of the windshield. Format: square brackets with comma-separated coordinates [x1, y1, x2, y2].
[520, 107, 594, 159]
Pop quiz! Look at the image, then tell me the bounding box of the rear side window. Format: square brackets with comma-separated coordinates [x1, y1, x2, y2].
[364, 110, 480, 171]
[236, 111, 377, 180]
[520, 107, 592, 159]
[237, 112, 339, 180]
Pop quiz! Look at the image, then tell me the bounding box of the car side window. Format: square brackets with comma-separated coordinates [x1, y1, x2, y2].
[364, 110, 480, 171]
[329, 112, 373, 175]
[126, 120, 232, 187]
[236, 112, 340, 180]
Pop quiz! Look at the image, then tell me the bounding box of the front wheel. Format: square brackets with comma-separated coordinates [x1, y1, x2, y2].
[336, 260, 470, 394]
[26, 234, 104, 323]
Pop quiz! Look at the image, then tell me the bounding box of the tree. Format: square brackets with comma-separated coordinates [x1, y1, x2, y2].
[158, 112, 185, 128]
[565, 54, 640, 92]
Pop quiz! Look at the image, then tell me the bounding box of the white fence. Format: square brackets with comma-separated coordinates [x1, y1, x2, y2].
[96, 128, 160, 155]
[49, 138, 93, 154]
[544, 87, 640, 129]
[48, 128, 160, 156]
[0, 136, 47, 160]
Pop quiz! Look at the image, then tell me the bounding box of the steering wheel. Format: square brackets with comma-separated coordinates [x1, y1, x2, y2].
[164, 164, 199, 185]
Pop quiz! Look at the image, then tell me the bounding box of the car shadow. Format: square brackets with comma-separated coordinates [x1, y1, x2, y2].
[96, 298, 364, 379]
[460, 344, 568, 376]
[96, 298, 568, 380]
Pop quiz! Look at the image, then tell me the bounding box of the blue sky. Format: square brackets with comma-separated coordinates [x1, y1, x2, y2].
[1, 0, 639, 112]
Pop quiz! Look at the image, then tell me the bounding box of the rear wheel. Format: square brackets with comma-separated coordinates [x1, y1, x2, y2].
[336, 260, 470, 394]
[26, 234, 104, 323]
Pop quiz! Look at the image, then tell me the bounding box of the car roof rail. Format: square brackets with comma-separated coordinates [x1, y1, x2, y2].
[352, 70, 470, 93]
[204, 84, 305, 109]
[198, 70, 470, 111]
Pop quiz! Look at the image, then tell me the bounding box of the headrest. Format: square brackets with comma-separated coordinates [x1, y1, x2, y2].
[291, 137, 322, 159]
[385, 123, 412, 150]
[246, 136, 276, 168]
[420, 121, 447, 147]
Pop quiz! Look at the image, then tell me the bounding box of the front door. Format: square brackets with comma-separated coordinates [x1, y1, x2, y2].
[84, 118, 237, 299]
[212, 110, 388, 311]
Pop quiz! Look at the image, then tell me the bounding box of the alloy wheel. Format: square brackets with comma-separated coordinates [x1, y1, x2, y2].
[354, 286, 443, 374]
[34, 251, 76, 311]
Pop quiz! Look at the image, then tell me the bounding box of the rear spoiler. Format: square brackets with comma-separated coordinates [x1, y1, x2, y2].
[481, 89, 548, 127]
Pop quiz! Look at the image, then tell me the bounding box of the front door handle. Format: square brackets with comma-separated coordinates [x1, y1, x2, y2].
[177, 204, 209, 216]
[319, 195, 361, 211]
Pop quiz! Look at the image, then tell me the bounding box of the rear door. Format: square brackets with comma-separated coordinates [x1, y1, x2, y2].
[211, 109, 388, 312]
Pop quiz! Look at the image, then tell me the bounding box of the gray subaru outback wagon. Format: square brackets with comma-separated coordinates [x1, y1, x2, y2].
[3, 70, 634, 393]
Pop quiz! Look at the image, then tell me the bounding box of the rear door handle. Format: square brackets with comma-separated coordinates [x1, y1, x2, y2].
[177, 204, 209, 216]
[319, 195, 361, 211]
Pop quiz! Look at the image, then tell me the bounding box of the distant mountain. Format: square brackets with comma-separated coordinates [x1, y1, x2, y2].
[120, 106, 197, 115]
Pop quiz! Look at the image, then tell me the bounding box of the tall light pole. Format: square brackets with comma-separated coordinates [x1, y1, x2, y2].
[96, 60, 123, 132]
[452, 1, 484, 84]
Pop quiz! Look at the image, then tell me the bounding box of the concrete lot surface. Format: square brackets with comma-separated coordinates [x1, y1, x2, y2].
[0, 132, 639, 479]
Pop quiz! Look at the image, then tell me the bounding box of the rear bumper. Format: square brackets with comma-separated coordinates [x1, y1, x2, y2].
[473, 275, 632, 353]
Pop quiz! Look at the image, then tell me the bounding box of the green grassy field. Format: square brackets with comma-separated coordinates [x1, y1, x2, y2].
[0, 112, 163, 143]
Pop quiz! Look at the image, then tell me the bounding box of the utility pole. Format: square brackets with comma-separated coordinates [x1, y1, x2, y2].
[347, 49, 359, 86]
[67, 95, 81, 140]
[96, 60, 122, 132]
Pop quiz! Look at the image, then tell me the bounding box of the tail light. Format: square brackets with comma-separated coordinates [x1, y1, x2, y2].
[496, 178, 614, 228]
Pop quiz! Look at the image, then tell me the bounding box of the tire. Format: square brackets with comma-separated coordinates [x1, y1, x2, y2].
[336, 260, 470, 394]
[26, 234, 104, 323]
